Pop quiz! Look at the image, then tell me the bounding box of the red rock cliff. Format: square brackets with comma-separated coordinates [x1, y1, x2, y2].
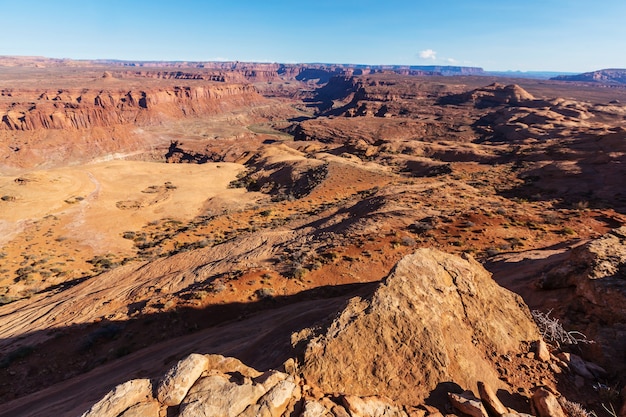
[0, 83, 262, 131]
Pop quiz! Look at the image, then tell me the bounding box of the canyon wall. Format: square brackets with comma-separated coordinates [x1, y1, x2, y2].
[0, 84, 261, 131]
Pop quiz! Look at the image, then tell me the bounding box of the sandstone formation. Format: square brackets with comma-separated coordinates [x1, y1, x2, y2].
[0, 84, 261, 131]
[552, 68, 626, 85]
[80, 379, 153, 417]
[300, 248, 540, 404]
[79, 353, 300, 417]
[439, 83, 535, 107]
[539, 226, 626, 327]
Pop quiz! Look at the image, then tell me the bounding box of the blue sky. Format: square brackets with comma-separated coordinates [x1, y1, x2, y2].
[0, 0, 624, 72]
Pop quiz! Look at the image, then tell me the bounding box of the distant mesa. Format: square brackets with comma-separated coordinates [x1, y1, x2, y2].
[438, 82, 535, 107]
[551, 68, 626, 84]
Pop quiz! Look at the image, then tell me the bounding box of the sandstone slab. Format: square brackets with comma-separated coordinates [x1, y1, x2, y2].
[80, 379, 152, 417]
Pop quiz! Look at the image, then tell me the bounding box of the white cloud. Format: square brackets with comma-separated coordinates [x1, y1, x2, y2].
[447, 58, 458, 64]
[419, 49, 437, 60]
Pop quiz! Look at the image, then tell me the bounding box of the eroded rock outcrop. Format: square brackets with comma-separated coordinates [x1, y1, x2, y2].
[0, 84, 261, 131]
[540, 226, 626, 318]
[80, 354, 301, 417]
[300, 248, 540, 405]
[439, 83, 535, 108]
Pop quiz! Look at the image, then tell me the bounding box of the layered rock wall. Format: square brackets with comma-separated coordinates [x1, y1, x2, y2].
[0, 84, 261, 131]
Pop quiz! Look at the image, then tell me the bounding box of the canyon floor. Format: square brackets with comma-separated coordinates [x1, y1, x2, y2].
[1, 60, 626, 417]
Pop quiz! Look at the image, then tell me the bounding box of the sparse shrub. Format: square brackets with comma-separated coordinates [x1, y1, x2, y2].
[485, 247, 500, 257]
[15, 266, 34, 282]
[401, 236, 416, 246]
[495, 207, 507, 215]
[594, 382, 621, 407]
[87, 255, 119, 272]
[409, 221, 434, 234]
[0, 345, 34, 368]
[260, 209, 272, 217]
[81, 323, 124, 351]
[196, 239, 210, 248]
[543, 212, 560, 225]
[114, 345, 132, 358]
[0, 294, 19, 306]
[286, 264, 308, 279]
[64, 196, 84, 204]
[210, 280, 226, 294]
[601, 403, 618, 417]
[506, 237, 524, 249]
[190, 290, 209, 300]
[558, 397, 594, 417]
[321, 251, 339, 262]
[560, 227, 576, 236]
[573, 200, 589, 210]
[255, 287, 274, 299]
[122, 231, 136, 240]
[532, 309, 593, 347]
[1, 195, 16, 202]
[141, 185, 160, 194]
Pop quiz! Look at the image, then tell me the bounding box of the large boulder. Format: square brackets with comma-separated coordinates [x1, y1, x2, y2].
[300, 248, 540, 404]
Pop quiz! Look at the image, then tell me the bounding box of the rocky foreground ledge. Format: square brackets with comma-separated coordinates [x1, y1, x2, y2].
[80, 352, 593, 417]
[79, 249, 623, 417]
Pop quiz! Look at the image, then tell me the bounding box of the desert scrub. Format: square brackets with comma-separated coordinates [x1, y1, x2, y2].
[0, 294, 20, 306]
[557, 398, 594, 417]
[255, 287, 274, 299]
[532, 309, 592, 346]
[87, 254, 120, 273]
[64, 196, 84, 204]
[409, 221, 434, 235]
[286, 263, 308, 279]
[0, 345, 35, 368]
[80, 323, 124, 351]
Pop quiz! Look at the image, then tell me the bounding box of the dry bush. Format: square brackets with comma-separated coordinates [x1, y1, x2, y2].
[531, 309, 593, 347]
[558, 397, 594, 417]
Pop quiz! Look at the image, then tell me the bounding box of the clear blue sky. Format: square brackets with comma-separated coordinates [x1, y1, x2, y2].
[1, 0, 624, 72]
